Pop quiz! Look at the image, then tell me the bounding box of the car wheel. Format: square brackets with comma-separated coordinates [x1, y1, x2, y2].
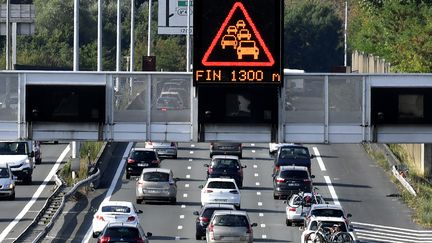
[170, 198, 177, 205]
[9, 192, 15, 200]
[24, 176, 32, 185]
[136, 198, 143, 204]
[35, 158, 42, 164]
[195, 235, 201, 240]
[126, 173, 131, 180]
[92, 232, 98, 238]
[286, 219, 292, 226]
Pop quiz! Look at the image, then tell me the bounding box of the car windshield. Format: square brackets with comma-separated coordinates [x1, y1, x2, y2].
[105, 226, 140, 238]
[101, 205, 131, 214]
[311, 209, 344, 218]
[279, 147, 309, 159]
[0, 168, 9, 178]
[211, 159, 239, 169]
[213, 215, 249, 227]
[0, 142, 28, 155]
[207, 181, 236, 189]
[240, 41, 255, 48]
[280, 170, 308, 179]
[131, 151, 156, 160]
[143, 172, 169, 182]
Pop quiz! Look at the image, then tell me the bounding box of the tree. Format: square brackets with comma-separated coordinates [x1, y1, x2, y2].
[284, 0, 344, 72]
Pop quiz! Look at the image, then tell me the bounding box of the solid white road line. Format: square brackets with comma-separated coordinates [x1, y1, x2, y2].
[0, 144, 71, 242]
[81, 142, 133, 243]
[312, 147, 326, 171]
[324, 176, 340, 205]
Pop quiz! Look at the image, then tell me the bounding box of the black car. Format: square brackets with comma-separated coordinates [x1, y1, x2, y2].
[210, 142, 242, 158]
[192, 203, 236, 240]
[273, 144, 314, 174]
[94, 221, 152, 243]
[126, 148, 160, 179]
[204, 155, 246, 188]
[272, 165, 314, 199]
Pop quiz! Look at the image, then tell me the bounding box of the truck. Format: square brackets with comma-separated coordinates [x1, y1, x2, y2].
[0, 141, 35, 184]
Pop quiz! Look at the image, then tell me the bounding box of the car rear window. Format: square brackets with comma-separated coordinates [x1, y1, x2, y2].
[207, 181, 236, 189]
[279, 147, 309, 159]
[280, 170, 309, 179]
[142, 172, 169, 182]
[211, 159, 239, 169]
[0, 168, 10, 178]
[311, 209, 344, 218]
[105, 226, 140, 237]
[213, 215, 249, 227]
[131, 151, 157, 160]
[101, 206, 131, 213]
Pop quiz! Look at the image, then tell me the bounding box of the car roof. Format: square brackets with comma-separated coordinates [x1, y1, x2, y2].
[309, 215, 347, 222]
[106, 221, 140, 228]
[132, 147, 156, 152]
[279, 165, 309, 171]
[278, 143, 306, 148]
[206, 178, 236, 183]
[213, 210, 248, 216]
[310, 203, 344, 210]
[100, 200, 134, 207]
[211, 155, 239, 160]
[202, 204, 236, 209]
[141, 168, 171, 174]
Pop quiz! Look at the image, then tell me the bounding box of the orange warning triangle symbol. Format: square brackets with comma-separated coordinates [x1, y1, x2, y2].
[201, 2, 275, 67]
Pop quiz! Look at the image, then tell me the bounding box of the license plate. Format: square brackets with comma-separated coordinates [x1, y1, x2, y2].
[220, 176, 231, 179]
[214, 199, 227, 202]
[148, 189, 160, 193]
[138, 163, 148, 167]
[288, 183, 300, 187]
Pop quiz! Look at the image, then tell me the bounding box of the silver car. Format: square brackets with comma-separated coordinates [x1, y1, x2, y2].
[136, 168, 177, 204]
[145, 141, 178, 159]
[206, 210, 257, 243]
[0, 164, 16, 200]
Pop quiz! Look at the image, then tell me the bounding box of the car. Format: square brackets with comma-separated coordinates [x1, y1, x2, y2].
[125, 148, 160, 179]
[284, 192, 326, 226]
[206, 210, 257, 243]
[221, 34, 238, 49]
[226, 25, 237, 34]
[200, 178, 241, 209]
[300, 216, 354, 243]
[272, 165, 314, 200]
[93, 221, 152, 243]
[156, 96, 182, 110]
[204, 155, 246, 188]
[135, 168, 178, 204]
[144, 140, 178, 159]
[193, 203, 236, 240]
[237, 40, 259, 59]
[158, 91, 184, 108]
[92, 200, 143, 238]
[0, 141, 34, 184]
[305, 204, 352, 229]
[273, 144, 314, 174]
[236, 20, 246, 29]
[237, 29, 251, 40]
[209, 142, 242, 159]
[0, 164, 16, 200]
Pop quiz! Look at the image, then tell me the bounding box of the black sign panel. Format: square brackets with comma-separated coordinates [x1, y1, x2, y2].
[26, 85, 106, 123]
[193, 0, 283, 85]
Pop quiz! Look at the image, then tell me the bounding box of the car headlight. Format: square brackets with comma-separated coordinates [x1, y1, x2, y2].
[4, 183, 14, 189]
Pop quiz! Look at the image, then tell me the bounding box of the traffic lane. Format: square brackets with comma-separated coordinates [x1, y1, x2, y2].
[0, 143, 70, 242]
[311, 144, 421, 229]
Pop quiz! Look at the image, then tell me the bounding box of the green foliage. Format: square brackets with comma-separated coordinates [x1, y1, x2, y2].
[284, 0, 344, 72]
[349, 1, 432, 72]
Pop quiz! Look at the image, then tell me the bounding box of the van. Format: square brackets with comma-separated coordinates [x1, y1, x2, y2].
[0, 141, 35, 184]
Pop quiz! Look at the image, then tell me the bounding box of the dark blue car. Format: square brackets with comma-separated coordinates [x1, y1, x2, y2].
[273, 144, 314, 174]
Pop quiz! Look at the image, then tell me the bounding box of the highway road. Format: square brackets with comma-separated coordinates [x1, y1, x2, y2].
[40, 142, 432, 243]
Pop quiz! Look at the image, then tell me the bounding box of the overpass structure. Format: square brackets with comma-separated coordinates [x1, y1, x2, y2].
[0, 71, 432, 144]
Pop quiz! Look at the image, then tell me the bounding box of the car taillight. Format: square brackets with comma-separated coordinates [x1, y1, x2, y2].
[289, 207, 296, 212]
[229, 190, 239, 194]
[246, 225, 252, 234]
[208, 223, 215, 238]
[127, 216, 136, 222]
[303, 179, 311, 183]
[151, 159, 160, 164]
[204, 189, 213, 193]
[99, 236, 110, 243]
[134, 238, 145, 243]
[199, 217, 209, 222]
[96, 215, 105, 221]
[208, 167, 214, 173]
[127, 158, 136, 164]
[275, 177, 285, 183]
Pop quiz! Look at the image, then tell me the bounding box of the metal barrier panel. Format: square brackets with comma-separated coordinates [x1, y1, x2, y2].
[284, 75, 325, 143]
[0, 74, 19, 140]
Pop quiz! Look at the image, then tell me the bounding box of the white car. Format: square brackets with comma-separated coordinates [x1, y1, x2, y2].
[200, 178, 241, 209]
[305, 203, 352, 230]
[92, 200, 143, 237]
[285, 192, 326, 226]
[301, 216, 355, 243]
[145, 141, 178, 159]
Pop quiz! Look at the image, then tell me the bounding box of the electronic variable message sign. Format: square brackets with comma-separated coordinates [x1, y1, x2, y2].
[193, 0, 283, 85]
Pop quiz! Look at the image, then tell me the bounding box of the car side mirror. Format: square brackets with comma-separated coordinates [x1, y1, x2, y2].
[204, 164, 209, 167]
[242, 165, 247, 168]
[92, 231, 100, 238]
[193, 211, 199, 216]
[12, 176, 17, 181]
[347, 213, 352, 218]
[310, 154, 315, 159]
[199, 185, 204, 189]
[146, 232, 153, 237]
[311, 175, 315, 179]
[251, 223, 258, 227]
[137, 209, 143, 214]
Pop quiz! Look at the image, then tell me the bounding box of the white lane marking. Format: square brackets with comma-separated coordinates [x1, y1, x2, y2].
[181, 205, 186, 208]
[324, 176, 340, 205]
[185, 184, 189, 188]
[187, 166, 191, 170]
[253, 165, 258, 168]
[252, 150, 256, 153]
[256, 192, 261, 196]
[179, 215, 184, 219]
[251, 143, 255, 146]
[312, 147, 327, 171]
[255, 182, 260, 186]
[183, 193, 188, 198]
[177, 225, 183, 229]
[175, 236, 181, 240]
[82, 142, 134, 243]
[190, 151, 194, 154]
[191, 144, 195, 147]
[189, 159, 193, 162]
[186, 174, 190, 178]
[254, 173, 259, 177]
[258, 202, 263, 206]
[0, 145, 71, 242]
[352, 221, 432, 234]
[260, 224, 266, 228]
[262, 235, 267, 239]
[259, 213, 264, 217]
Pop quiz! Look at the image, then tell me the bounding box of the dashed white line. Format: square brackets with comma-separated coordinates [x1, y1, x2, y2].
[185, 184, 189, 188]
[181, 205, 186, 208]
[189, 151, 194, 154]
[312, 147, 327, 171]
[260, 224, 266, 228]
[252, 150, 256, 153]
[191, 144, 195, 147]
[175, 236, 181, 240]
[251, 143, 255, 146]
[179, 215, 184, 219]
[183, 193, 188, 198]
[255, 182, 260, 186]
[258, 202, 263, 206]
[253, 165, 258, 168]
[177, 225, 183, 230]
[254, 173, 259, 177]
[189, 159, 193, 162]
[187, 166, 191, 170]
[262, 235, 267, 239]
[324, 176, 340, 205]
[259, 213, 264, 217]
[256, 192, 261, 195]
[186, 174, 190, 178]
